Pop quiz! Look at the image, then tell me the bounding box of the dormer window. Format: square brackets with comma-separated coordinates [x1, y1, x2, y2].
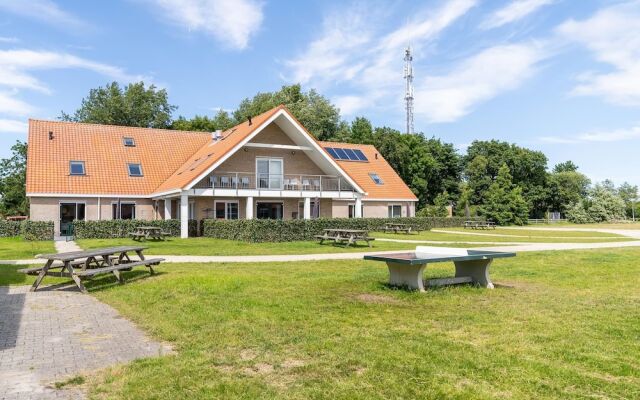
[369, 173, 383, 185]
[69, 161, 85, 175]
[128, 163, 143, 177]
[123, 137, 135, 147]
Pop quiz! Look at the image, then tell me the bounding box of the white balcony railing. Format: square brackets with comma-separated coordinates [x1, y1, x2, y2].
[193, 172, 355, 193]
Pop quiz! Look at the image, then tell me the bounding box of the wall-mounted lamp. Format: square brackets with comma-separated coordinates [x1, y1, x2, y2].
[291, 150, 296, 156]
[243, 147, 249, 152]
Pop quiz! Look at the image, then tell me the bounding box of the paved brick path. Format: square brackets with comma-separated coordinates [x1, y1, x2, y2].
[0, 286, 172, 400]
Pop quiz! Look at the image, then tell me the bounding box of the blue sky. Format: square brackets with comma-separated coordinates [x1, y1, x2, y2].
[1, 0, 639, 186]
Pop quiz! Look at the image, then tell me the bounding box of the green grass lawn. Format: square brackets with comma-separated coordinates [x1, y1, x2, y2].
[77, 237, 429, 256]
[373, 228, 632, 243]
[0, 237, 55, 260]
[75, 248, 640, 399]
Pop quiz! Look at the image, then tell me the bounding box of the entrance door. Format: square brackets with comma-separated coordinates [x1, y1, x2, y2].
[256, 202, 283, 219]
[59, 203, 85, 235]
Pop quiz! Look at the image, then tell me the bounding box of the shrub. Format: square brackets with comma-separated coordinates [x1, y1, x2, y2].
[21, 220, 54, 241]
[73, 219, 199, 239]
[203, 217, 476, 243]
[0, 220, 21, 237]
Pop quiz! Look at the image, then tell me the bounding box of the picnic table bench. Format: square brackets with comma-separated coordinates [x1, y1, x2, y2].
[383, 223, 414, 234]
[128, 226, 171, 241]
[364, 246, 516, 291]
[19, 246, 164, 293]
[315, 229, 375, 247]
[463, 220, 496, 230]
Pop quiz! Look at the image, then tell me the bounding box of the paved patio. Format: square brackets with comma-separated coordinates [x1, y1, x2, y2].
[0, 286, 172, 400]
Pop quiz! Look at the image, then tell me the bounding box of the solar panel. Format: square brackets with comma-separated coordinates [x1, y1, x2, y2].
[343, 148, 359, 160]
[334, 148, 348, 160]
[353, 149, 368, 161]
[325, 147, 339, 158]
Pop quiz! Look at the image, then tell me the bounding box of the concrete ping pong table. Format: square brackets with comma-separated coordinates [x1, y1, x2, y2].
[364, 246, 516, 291]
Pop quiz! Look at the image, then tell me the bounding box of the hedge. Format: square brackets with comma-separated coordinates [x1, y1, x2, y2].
[73, 219, 199, 239]
[0, 220, 54, 241]
[0, 220, 21, 237]
[202, 217, 478, 243]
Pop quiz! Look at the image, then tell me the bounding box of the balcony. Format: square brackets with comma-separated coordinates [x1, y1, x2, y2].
[193, 172, 356, 194]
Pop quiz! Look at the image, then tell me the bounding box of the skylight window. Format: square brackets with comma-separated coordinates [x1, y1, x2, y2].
[69, 161, 85, 175]
[123, 137, 135, 147]
[369, 173, 383, 185]
[128, 163, 143, 177]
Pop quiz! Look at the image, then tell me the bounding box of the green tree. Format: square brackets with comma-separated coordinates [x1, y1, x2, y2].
[348, 117, 374, 144]
[171, 115, 218, 132]
[479, 164, 528, 225]
[0, 141, 28, 216]
[233, 84, 341, 140]
[552, 160, 579, 173]
[566, 183, 626, 223]
[546, 170, 590, 215]
[61, 81, 176, 128]
[617, 182, 638, 218]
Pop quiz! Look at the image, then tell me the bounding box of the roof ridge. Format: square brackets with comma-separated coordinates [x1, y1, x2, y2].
[29, 119, 212, 136]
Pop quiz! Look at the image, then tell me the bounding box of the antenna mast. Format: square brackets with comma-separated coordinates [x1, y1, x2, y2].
[403, 46, 414, 135]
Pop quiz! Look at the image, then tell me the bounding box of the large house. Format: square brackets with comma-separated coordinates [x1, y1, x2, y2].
[26, 105, 417, 237]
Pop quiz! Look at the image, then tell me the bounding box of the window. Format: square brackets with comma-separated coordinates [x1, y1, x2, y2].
[215, 201, 239, 220]
[369, 173, 383, 185]
[69, 161, 85, 175]
[388, 205, 402, 218]
[348, 204, 364, 218]
[256, 157, 283, 189]
[112, 203, 136, 219]
[298, 200, 320, 219]
[128, 163, 143, 177]
[256, 202, 283, 219]
[123, 137, 135, 147]
[59, 202, 85, 235]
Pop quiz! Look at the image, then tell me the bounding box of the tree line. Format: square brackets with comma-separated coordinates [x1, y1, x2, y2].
[1, 81, 637, 224]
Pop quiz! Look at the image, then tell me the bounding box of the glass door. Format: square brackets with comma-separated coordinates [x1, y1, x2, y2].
[256, 158, 283, 189]
[256, 203, 283, 219]
[59, 203, 85, 235]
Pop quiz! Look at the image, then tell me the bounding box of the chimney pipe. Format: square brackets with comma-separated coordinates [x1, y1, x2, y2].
[48, 131, 54, 140]
[248, 116, 252, 126]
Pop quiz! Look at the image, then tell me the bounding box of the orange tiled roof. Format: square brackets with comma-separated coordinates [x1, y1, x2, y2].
[26, 120, 210, 195]
[154, 105, 284, 193]
[319, 141, 418, 201]
[26, 105, 417, 201]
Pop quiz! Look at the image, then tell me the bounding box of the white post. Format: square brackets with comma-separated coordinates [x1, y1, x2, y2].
[246, 196, 254, 220]
[355, 196, 363, 218]
[164, 199, 172, 220]
[303, 197, 311, 220]
[180, 193, 189, 238]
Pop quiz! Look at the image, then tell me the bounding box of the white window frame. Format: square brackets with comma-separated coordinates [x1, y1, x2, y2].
[58, 201, 87, 221]
[256, 200, 284, 220]
[369, 172, 383, 185]
[111, 201, 136, 220]
[189, 201, 195, 220]
[255, 157, 284, 190]
[128, 163, 143, 177]
[214, 200, 239, 220]
[69, 160, 85, 176]
[388, 204, 402, 218]
[348, 203, 364, 218]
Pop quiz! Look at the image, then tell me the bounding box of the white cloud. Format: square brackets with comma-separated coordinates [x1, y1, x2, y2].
[0, 0, 87, 30]
[481, 0, 555, 30]
[416, 43, 546, 123]
[144, 0, 264, 50]
[284, 0, 477, 116]
[540, 125, 640, 143]
[557, 2, 640, 106]
[0, 36, 19, 43]
[0, 49, 148, 117]
[0, 118, 28, 133]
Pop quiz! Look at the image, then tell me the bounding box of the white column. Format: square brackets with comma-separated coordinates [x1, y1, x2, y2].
[246, 196, 254, 219]
[180, 193, 189, 238]
[303, 197, 311, 220]
[355, 196, 363, 218]
[164, 199, 172, 220]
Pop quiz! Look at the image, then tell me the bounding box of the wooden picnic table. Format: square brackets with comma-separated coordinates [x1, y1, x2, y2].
[383, 223, 413, 234]
[129, 226, 170, 241]
[463, 220, 496, 230]
[364, 246, 516, 291]
[19, 246, 164, 293]
[315, 228, 375, 247]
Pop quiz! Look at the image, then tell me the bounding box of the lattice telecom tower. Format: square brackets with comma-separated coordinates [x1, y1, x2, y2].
[403, 46, 414, 135]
